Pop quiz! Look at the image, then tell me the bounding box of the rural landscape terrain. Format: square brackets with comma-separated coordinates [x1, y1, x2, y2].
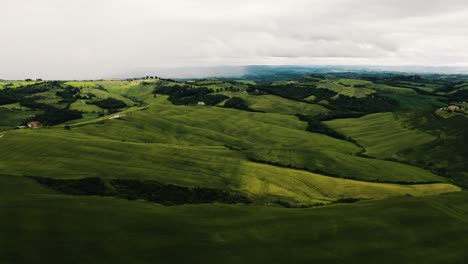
[0, 67, 467, 263]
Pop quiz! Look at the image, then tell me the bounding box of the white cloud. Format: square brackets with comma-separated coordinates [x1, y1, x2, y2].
[0, 0, 467, 79]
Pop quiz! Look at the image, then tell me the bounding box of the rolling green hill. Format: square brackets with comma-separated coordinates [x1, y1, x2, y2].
[1, 174, 467, 264]
[1, 104, 457, 205]
[238, 94, 329, 116]
[325, 112, 437, 159]
[246, 148, 446, 183]
[0, 73, 467, 263]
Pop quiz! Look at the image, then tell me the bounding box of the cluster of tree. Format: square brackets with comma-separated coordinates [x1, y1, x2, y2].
[200, 94, 229, 105]
[30, 177, 251, 205]
[154, 85, 228, 105]
[0, 83, 50, 105]
[313, 111, 367, 121]
[255, 84, 337, 102]
[435, 83, 458, 93]
[29, 177, 107, 196]
[56, 87, 80, 104]
[327, 94, 400, 113]
[223, 97, 253, 111]
[449, 89, 468, 102]
[23, 106, 82, 125]
[296, 114, 351, 141]
[110, 179, 251, 205]
[125, 76, 159, 81]
[353, 84, 368, 88]
[333, 198, 362, 204]
[19, 97, 48, 109]
[87, 98, 127, 110]
[411, 88, 436, 96]
[401, 112, 468, 188]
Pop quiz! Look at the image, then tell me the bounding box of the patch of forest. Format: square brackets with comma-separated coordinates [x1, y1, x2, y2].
[29, 177, 252, 206]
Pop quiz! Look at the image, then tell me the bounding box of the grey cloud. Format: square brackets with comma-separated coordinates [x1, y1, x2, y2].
[0, 0, 467, 79]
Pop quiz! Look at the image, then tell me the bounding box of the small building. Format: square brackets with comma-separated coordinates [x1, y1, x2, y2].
[448, 105, 460, 112]
[197, 102, 206, 106]
[27, 121, 42, 128]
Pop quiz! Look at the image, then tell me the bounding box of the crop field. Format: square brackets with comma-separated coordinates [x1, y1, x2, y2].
[0, 109, 38, 132]
[64, 81, 99, 88]
[0, 73, 467, 263]
[235, 79, 256, 85]
[2, 131, 459, 205]
[0, 174, 467, 264]
[79, 87, 137, 106]
[325, 113, 437, 159]
[316, 78, 376, 98]
[0, 81, 42, 89]
[69, 100, 103, 113]
[96, 80, 155, 101]
[246, 148, 446, 183]
[0, 97, 459, 205]
[240, 94, 329, 115]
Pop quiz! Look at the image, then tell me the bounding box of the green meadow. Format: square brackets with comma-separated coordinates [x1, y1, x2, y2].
[0, 175, 467, 264]
[316, 78, 376, 98]
[0, 73, 467, 263]
[240, 94, 329, 116]
[325, 112, 437, 159]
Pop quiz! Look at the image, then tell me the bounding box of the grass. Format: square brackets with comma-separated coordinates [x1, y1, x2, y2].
[64, 81, 99, 88]
[96, 80, 156, 101]
[3, 125, 454, 205]
[80, 87, 136, 106]
[0, 174, 467, 264]
[0, 109, 38, 132]
[0, 81, 42, 89]
[69, 100, 103, 113]
[381, 92, 445, 111]
[235, 80, 256, 85]
[0, 100, 458, 205]
[246, 148, 447, 183]
[0, 102, 31, 110]
[325, 113, 437, 159]
[0, 76, 467, 263]
[317, 79, 375, 98]
[434, 109, 466, 119]
[239, 94, 329, 116]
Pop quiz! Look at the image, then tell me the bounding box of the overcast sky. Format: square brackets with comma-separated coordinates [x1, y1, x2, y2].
[1, 0, 468, 79]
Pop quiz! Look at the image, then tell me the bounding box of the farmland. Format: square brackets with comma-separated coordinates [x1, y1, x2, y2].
[0, 71, 467, 263]
[325, 112, 437, 159]
[1, 174, 467, 264]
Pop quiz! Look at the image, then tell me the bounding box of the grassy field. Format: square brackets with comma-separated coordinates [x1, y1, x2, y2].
[1, 76, 467, 263]
[0, 81, 42, 89]
[96, 80, 156, 101]
[79, 87, 136, 106]
[69, 100, 103, 113]
[246, 148, 447, 183]
[239, 94, 329, 116]
[0, 174, 467, 264]
[2, 123, 457, 205]
[0, 102, 31, 110]
[382, 92, 446, 111]
[0, 109, 38, 132]
[0, 98, 459, 205]
[64, 81, 99, 88]
[325, 113, 437, 159]
[316, 78, 375, 98]
[235, 79, 256, 85]
[373, 83, 416, 94]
